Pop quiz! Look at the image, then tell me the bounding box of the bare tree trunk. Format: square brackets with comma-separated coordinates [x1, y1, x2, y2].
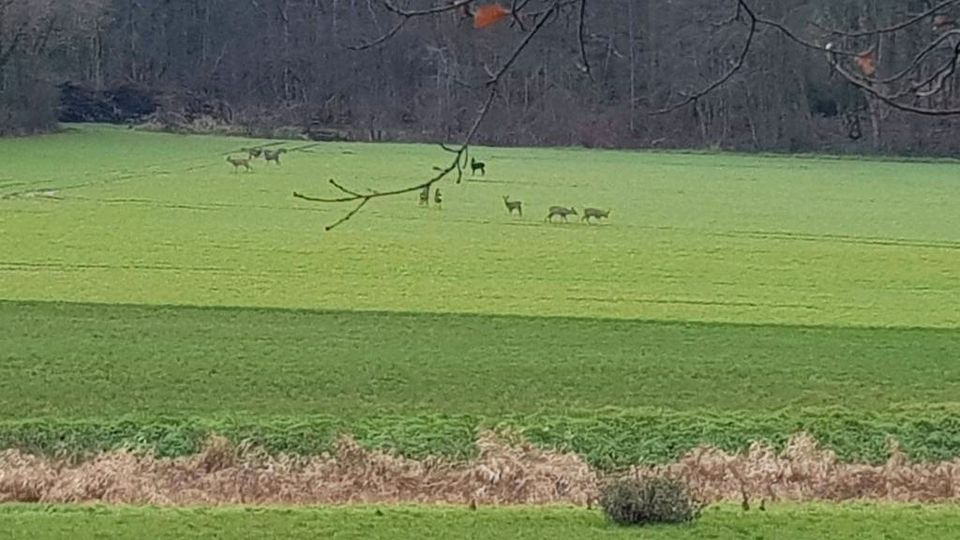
[93, 22, 103, 90]
[628, 0, 636, 133]
[332, 0, 339, 37]
[128, 1, 139, 82]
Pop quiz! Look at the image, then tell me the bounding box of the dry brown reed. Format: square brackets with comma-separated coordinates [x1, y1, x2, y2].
[1, 432, 958, 506]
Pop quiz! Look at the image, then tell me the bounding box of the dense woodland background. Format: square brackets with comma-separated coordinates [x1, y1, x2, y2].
[3, 0, 960, 155]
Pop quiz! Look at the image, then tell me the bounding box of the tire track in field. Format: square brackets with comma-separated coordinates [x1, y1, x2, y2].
[493, 219, 960, 251]
[712, 229, 960, 252]
[11, 183, 958, 256]
[7, 158, 957, 256]
[0, 260, 314, 278]
[0, 152, 225, 200]
[2, 139, 324, 200]
[65, 196, 334, 214]
[471, 291, 823, 312]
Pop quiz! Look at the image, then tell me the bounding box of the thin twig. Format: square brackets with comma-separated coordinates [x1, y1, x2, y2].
[509, 0, 527, 31]
[324, 198, 369, 231]
[345, 20, 405, 51]
[383, 0, 475, 17]
[346, 0, 477, 50]
[489, 3, 560, 83]
[711, 1, 742, 28]
[329, 179, 364, 198]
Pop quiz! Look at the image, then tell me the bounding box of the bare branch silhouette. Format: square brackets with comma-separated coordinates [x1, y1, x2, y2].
[812, 0, 960, 38]
[345, 20, 405, 51]
[825, 40, 960, 116]
[656, 0, 960, 115]
[654, 0, 757, 114]
[295, 1, 563, 230]
[345, 0, 477, 50]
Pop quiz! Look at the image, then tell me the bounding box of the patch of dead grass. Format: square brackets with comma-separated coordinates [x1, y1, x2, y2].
[1, 432, 957, 506]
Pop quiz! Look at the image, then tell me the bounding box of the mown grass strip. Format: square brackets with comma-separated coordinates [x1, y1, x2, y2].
[2, 503, 959, 540]
[3, 407, 960, 468]
[3, 300, 960, 420]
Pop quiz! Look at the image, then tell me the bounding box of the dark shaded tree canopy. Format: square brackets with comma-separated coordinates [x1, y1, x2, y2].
[4, 0, 960, 158]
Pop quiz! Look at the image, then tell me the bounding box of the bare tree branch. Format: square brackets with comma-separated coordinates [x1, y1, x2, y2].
[826, 42, 960, 115]
[914, 43, 960, 98]
[711, 1, 742, 29]
[345, 0, 478, 50]
[861, 32, 960, 85]
[382, 0, 475, 17]
[655, 0, 960, 115]
[308, 0, 960, 229]
[576, 0, 590, 75]
[295, 1, 562, 230]
[323, 198, 369, 231]
[813, 0, 960, 38]
[345, 19, 405, 51]
[509, 0, 528, 31]
[653, 0, 757, 114]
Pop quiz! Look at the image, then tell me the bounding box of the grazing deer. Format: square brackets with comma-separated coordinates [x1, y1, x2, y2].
[226, 156, 252, 172]
[545, 206, 577, 222]
[242, 147, 263, 159]
[418, 185, 430, 206]
[502, 195, 522, 216]
[581, 208, 611, 223]
[263, 148, 287, 165]
[434, 188, 443, 209]
[470, 157, 486, 176]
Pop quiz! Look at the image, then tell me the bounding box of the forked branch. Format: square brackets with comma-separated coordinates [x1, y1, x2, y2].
[346, 0, 477, 50]
[655, 0, 960, 115]
[296, 1, 562, 230]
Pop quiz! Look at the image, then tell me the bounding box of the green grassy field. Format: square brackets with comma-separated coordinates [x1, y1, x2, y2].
[1, 125, 959, 464]
[2, 125, 958, 327]
[3, 504, 960, 539]
[4, 301, 960, 418]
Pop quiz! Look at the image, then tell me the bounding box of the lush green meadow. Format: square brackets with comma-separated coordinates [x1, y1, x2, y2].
[3, 504, 960, 540]
[1, 125, 959, 465]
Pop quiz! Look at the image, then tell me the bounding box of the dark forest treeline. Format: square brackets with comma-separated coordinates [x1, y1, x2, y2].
[3, 0, 960, 155]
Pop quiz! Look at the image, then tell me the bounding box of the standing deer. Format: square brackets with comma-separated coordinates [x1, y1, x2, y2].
[263, 148, 287, 165]
[502, 195, 522, 216]
[434, 188, 443, 209]
[226, 156, 252, 172]
[418, 185, 430, 206]
[470, 157, 486, 176]
[545, 206, 577, 222]
[581, 208, 611, 223]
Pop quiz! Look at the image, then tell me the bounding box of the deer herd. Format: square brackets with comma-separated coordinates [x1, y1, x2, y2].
[226, 148, 611, 224]
[226, 146, 288, 172]
[444, 157, 612, 224]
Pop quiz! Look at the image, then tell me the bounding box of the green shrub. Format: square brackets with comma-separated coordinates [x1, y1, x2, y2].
[599, 476, 702, 526]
